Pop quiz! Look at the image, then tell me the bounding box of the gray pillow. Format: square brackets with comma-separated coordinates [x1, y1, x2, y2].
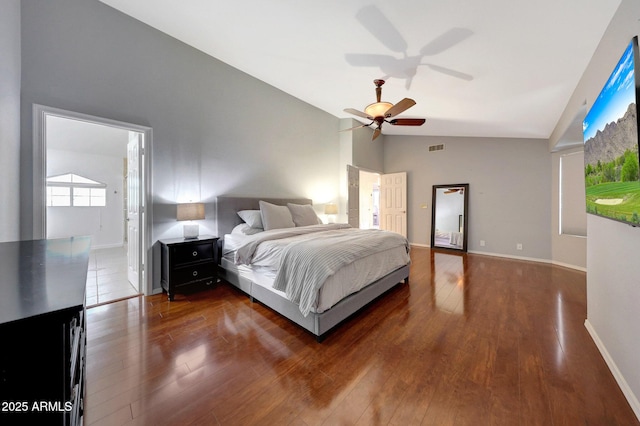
[237, 210, 263, 229]
[259, 201, 295, 230]
[287, 203, 320, 227]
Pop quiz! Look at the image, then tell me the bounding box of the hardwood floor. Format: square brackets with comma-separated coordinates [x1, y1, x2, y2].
[84, 247, 639, 425]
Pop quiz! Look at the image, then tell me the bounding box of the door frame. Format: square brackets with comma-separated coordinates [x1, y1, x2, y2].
[32, 104, 154, 296]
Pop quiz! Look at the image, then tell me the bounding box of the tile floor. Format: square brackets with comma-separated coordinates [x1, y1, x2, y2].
[86, 246, 140, 307]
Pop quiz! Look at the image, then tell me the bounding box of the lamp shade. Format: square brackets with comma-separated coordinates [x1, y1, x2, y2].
[177, 203, 205, 221]
[324, 203, 338, 215]
[365, 101, 393, 118]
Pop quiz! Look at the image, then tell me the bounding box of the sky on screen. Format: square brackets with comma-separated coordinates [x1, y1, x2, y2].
[583, 40, 637, 142]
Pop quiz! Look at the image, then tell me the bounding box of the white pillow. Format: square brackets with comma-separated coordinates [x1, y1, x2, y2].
[237, 210, 263, 229]
[259, 200, 295, 230]
[231, 223, 264, 235]
[287, 203, 320, 227]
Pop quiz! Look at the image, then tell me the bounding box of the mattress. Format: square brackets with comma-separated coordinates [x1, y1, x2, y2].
[222, 227, 410, 314]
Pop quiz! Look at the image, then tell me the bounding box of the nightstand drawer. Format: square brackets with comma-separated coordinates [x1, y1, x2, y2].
[171, 242, 214, 266]
[172, 262, 214, 286]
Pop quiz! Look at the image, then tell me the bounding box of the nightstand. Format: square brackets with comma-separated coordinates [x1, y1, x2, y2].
[160, 236, 218, 301]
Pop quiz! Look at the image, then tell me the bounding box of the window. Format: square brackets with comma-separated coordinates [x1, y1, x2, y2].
[46, 173, 106, 207]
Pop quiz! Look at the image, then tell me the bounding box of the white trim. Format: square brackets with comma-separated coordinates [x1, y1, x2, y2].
[410, 242, 430, 248]
[410, 244, 586, 272]
[467, 249, 551, 264]
[32, 104, 154, 297]
[585, 319, 640, 421]
[470, 250, 586, 272]
[551, 260, 587, 272]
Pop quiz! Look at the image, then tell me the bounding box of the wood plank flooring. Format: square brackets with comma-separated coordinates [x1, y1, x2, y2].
[84, 247, 639, 425]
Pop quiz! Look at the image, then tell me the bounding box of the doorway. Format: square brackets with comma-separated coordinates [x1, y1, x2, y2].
[347, 165, 407, 237]
[33, 104, 153, 300]
[359, 169, 381, 229]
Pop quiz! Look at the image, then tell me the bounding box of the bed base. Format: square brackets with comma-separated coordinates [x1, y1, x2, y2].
[215, 195, 410, 341]
[218, 264, 409, 341]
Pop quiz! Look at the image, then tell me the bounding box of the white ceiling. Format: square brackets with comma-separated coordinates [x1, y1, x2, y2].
[99, 0, 621, 140]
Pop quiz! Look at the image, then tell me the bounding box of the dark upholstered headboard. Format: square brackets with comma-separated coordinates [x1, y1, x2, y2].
[216, 196, 312, 238]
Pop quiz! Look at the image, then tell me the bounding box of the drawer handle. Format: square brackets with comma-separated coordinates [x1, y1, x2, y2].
[192, 271, 198, 277]
[192, 251, 198, 257]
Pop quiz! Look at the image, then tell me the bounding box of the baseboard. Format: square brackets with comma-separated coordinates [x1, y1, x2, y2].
[585, 319, 640, 421]
[551, 260, 586, 272]
[467, 249, 551, 264]
[409, 243, 430, 248]
[409, 244, 585, 272]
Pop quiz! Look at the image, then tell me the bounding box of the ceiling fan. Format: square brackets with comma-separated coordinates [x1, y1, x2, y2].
[444, 188, 464, 194]
[343, 79, 425, 141]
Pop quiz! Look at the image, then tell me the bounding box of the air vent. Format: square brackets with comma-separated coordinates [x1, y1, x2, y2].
[428, 144, 445, 152]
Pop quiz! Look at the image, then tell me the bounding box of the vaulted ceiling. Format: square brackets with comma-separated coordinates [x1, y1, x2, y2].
[99, 0, 621, 139]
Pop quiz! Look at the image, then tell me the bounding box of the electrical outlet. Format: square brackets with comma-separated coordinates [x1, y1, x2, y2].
[517, 243, 523, 250]
[480, 240, 485, 246]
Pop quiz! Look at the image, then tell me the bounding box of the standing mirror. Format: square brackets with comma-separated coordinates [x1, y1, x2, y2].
[431, 184, 469, 251]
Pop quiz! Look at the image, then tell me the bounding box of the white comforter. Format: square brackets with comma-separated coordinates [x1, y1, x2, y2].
[233, 223, 351, 266]
[230, 224, 410, 316]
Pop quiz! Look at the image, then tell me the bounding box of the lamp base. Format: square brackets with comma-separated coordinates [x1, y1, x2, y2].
[183, 224, 199, 239]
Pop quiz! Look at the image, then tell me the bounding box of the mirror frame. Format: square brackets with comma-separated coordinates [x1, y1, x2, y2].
[430, 183, 469, 252]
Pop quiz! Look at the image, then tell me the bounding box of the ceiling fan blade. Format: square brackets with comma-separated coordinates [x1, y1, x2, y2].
[425, 63, 473, 81]
[419, 28, 473, 56]
[344, 108, 372, 119]
[388, 118, 426, 126]
[372, 127, 382, 141]
[355, 5, 407, 54]
[339, 123, 371, 132]
[385, 98, 416, 118]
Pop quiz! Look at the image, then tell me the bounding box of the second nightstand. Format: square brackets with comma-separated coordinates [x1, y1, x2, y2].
[160, 236, 218, 301]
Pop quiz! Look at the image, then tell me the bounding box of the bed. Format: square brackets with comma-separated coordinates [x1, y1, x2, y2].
[215, 196, 410, 341]
[434, 229, 464, 249]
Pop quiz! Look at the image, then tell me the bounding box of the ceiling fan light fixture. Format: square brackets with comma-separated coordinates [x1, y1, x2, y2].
[364, 101, 393, 118]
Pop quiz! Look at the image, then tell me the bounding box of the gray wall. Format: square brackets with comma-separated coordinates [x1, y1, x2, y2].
[19, 8, 341, 230]
[0, 0, 21, 242]
[20, 0, 341, 289]
[384, 135, 551, 260]
[550, 0, 640, 417]
[352, 126, 384, 173]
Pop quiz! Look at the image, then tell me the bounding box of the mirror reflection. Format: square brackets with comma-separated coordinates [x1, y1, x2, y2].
[430, 251, 467, 315]
[431, 184, 469, 251]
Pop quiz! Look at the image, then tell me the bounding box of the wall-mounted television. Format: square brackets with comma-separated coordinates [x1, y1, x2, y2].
[583, 36, 640, 226]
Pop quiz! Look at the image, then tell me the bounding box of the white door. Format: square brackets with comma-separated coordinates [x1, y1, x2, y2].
[347, 165, 360, 228]
[127, 132, 142, 291]
[380, 172, 407, 237]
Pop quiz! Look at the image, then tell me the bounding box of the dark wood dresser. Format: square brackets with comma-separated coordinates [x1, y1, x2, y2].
[160, 236, 218, 300]
[0, 237, 90, 425]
